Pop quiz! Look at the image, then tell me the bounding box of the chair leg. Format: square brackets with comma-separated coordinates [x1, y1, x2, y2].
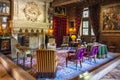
[76, 61, 78, 69]
[30, 54, 33, 68]
[94, 57, 96, 63]
[82, 57, 85, 62]
[80, 60, 82, 68]
[23, 54, 25, 67]
[17, 52, 19, 64]
[89, 56, 92, 61]
[66, 59, 68, 67]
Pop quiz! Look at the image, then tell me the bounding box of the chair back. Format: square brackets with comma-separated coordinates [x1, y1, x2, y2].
[74, 47, 86, 60]
[89, 46, 99, 56]
[36, 49, 56, 73]
[62, 36, 69, 44]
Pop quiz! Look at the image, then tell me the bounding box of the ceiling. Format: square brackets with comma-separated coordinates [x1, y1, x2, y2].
[51, 0, 120, 7]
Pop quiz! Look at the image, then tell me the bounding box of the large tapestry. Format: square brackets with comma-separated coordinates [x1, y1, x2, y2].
[101, 3, 120, 32]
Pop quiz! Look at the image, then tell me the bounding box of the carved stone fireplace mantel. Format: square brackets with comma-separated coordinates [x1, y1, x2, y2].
[12, 20, 51, 33]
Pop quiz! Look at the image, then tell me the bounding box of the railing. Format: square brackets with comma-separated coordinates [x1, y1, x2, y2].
[0, 53, 35, 80]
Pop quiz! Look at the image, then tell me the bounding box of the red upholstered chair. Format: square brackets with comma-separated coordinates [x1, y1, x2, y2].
[66, 47, 86, 68]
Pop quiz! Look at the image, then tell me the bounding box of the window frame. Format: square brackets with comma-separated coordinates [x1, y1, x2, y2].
[82, 7, 94, 36]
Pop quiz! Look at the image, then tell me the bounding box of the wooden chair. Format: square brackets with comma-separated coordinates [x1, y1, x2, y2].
[66, 47, 86, 69]
[84, 46, 99, 62]
[61, 36, 69, 49]
[36, 49, 58, 78]
[15, 44, 33, 68]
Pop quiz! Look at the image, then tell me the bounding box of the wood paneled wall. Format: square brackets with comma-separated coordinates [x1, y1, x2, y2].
[100, 33, 120, 52]
[100, 0, 120, 52]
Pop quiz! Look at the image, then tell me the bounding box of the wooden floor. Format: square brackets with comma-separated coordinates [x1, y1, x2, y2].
[0, 63, 14, 80]
[101, 64, 120, 80]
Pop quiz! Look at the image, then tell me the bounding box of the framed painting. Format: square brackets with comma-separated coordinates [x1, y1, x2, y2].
[0, 37, 11, 55]
[69, 20, 75, 28]
[54, 7, 66, 16]
[100, 3, 120, 32]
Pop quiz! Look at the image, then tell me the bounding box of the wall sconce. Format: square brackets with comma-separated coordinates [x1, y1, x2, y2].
[2, 24, 7, 29]
[47, 26, 54, 36]
[69, 27, 73, 33]
[73, 27, 76, 32]
[69, 27, 76, 34]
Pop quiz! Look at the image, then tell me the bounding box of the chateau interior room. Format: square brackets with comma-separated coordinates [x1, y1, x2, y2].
[0, 0, 120, 80]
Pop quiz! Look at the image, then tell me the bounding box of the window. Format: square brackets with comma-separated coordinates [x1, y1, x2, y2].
[82, 7, 94, 36]
[83, 21, 89, 35]
[83, 10, 89, 18]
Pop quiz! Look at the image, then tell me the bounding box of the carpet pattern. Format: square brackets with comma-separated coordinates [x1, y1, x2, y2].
[13, 51, 117, 80]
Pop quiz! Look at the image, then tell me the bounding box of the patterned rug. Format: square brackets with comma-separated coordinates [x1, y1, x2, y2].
[13, 51, 117, 80]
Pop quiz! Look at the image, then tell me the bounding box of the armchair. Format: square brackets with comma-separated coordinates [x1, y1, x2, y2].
[85, 45, 99, 62]
[47, 38, 56, 50]
[61, 36, 70, 49]
[36, 49, 58, 78]
[66, 47, 86, 69]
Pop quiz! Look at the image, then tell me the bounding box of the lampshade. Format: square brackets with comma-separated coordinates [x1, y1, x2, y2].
[71, 34, 76, 40]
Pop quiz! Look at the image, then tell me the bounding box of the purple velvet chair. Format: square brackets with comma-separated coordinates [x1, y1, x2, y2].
[85, 46, 99, 62]
[66, 47, 86, 69]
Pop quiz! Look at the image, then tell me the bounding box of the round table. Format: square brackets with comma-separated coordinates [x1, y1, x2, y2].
[97, 44, 108, 58]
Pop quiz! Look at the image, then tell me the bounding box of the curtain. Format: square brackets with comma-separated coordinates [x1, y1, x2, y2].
[53, 16, 67, 47]
[89, 4, 100, 42]
[75, 7, 83, 37]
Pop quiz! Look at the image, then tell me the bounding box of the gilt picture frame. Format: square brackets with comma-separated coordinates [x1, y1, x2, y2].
[100, 3, 120, 32]
[54, 7, 66, 16]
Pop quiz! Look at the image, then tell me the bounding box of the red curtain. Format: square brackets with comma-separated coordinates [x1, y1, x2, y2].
[53, 16, 67, 47]
[89, 4, 100, 42]
[75, 7, 83, 37]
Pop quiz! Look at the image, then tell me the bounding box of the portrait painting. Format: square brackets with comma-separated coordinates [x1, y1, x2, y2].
[54, 7, 66, 16]
[1, 40, 10, 50]
[101, 3, 120, 32]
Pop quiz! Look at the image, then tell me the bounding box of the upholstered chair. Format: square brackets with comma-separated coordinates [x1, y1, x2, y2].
[36, 49, 58, 78]
[61, 36, 70, 49]
[47, 37, 56, 50]
[66, 47, 86, 69]
[85, 46, 99, 62]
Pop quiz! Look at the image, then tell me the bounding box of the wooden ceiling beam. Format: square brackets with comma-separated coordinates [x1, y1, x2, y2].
[52, 0, 84, 7]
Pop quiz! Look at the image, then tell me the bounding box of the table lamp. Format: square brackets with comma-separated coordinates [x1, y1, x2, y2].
[71, 34, 76, 41]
